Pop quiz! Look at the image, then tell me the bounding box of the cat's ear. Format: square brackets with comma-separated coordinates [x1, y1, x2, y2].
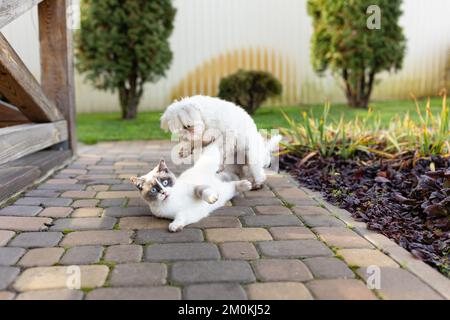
[158, 160, 169, 173]
[130, 176, 144, 191]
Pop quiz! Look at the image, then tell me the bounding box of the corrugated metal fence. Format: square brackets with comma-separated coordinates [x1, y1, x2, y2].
[3, 0, 450, 113]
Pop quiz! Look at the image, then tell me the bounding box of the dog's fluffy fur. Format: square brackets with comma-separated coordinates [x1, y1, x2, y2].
[161, 95, 282, 188]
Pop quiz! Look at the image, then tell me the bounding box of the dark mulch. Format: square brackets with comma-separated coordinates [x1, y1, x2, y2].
[280, 152, 450, 277]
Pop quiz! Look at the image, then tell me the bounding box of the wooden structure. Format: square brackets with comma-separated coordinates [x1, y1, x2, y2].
[0, 0, 75, 202]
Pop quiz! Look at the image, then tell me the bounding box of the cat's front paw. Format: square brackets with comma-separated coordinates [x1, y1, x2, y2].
[206, 193, 219, 204]
[169, 221, 185, 233]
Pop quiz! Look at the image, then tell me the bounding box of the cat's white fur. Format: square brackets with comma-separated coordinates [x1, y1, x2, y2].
[140, 143, 251, 232]
[160, 95, 282, 188]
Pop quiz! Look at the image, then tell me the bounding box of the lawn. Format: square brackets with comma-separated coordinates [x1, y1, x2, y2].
[77, 97, 444, 144]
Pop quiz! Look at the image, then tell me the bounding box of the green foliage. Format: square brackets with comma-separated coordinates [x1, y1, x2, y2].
[76, 0, 176, 119]
[218, 70, 282, 115]
[307, 0, 406, 108]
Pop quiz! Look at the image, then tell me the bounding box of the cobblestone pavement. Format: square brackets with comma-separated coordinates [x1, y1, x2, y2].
[0, 141, 449, 300]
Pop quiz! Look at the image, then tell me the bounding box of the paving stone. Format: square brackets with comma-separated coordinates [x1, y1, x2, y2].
[257, 240, 333, 258]
[0, 231, 15, 246]
[275, 188, 308, 198]
[306, 279, 377, 300]
[303, 257, 356, 279]
[47, 179, 78, 185]
[293, 206, 330, 216]
[253, 259, 313, 281]
[86, 287, 181, 300]
[50, 217, 117, 231]
[60, 230, 133, 247]
[119, 216, 169, 230]
[100, 199, 127, 208]
[232, 198, 282, 206]
[300, 215, 345, 227]
[109, 263, 167, 287]
[0, 248, 26, 265]
[15, 197, 72, 207]
[61, 191, 96, 199]
[0, 291, 15, 300]
[72, 200, 100, 208]
[136, 229, 203, 244]
[254, 205, 292, 215]
[126, 198, 147, 207]
[60, 246, 104, 265]
[38, 184, 84, 191]
[97, 191, 139, 199]
[313, 227, 373, 249]
[189, 216, 242, 229]
[145, 243, 220, 262]
[244, 190, 275, 198]
[9, 232, 63, 248]
[0, 216, 53, 232]
[110, 184, 136, 191]
[171, 261, 255, 284]
[71, 208, 103, 218]
[205, 228, 272, 242]
[39, 207, 73, 218]
[242, 215, 302, 227]
[356, 267, 443, 300]
[13, 266, 109, 292]
[18, 248, 64, 267]
[104, 245, 143, 263]
[105, 206, 150, 217]
[338, 249, 399, 268]
[26, 190, 61, 198]
[184, 284, 247, 300]
[286, 198, 319, 206]
[246, 282, 313, 300]
[212, 206, 254, 216]
[16, 289, 84, 300]
[86, 185, 110, 192]
[220, 242, 259, 260]
[0, 267, 20, 290]
[265, 176, 293, 188]
[0, 206, 43, 217]
[269, 227, 316, 240]
[60, 169, 87, 175]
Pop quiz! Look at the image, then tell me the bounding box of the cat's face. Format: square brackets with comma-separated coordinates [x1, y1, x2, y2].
[130, 160, 176, 204]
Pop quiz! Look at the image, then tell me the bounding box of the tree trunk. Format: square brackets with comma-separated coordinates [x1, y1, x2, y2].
[342, 69, 375, 109]
[118, 77, 143, 120]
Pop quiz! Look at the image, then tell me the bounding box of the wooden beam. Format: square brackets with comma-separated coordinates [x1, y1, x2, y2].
[0, 100, 29, 122]
[0, 0, 44, 29]
[39, 0, 77, 152]
[0, 121, 68, 165]
[0, 33, 64, 122]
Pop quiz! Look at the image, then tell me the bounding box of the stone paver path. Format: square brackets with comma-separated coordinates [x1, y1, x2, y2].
[0, 141, 449, 300]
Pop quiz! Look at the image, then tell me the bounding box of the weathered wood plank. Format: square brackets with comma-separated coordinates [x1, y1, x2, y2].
[0, 33, 64, 122]
[0, 100, 29, 122]
[39, 0, 77, 151]
[0, 0, 44, 29]
[0, 121, 68, 165]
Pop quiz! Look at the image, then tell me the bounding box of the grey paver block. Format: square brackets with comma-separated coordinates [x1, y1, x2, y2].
[220, 242, 259, 260]
[86, 287, 181, 300]
[104, 207, 150, 217]
[145, 243, 220, 262]
[293, 206, 330, 216]
[184, 283, 247, 300]
[0, 217, 53, 232]
[103, 245, 143, 263]
[18, 248, 65, 267]
[313, 227, 373, 248]
[171, 261, 255, 284]
[301, 215, 345, 227]
[60, 246, 104, 265]
[109, 263, 167, 287]
[60, 230, 133, 247]
[254, 205, 292, 215]
[258, 240, 333, 258]
[253, 259, 313, 281]
[0, 248, 26, 266]
[246, 282, 313, 300]
[16, 289, 84, 300]
[0, 231, 15, 246]
[189, 216, 242, 229]
[0, 206, 42, 217]
[206, 228, 272, 242]
[306, 279, 377, 300]
[39, 207, 73, 218]
[15, 197, 72, 207]
[232, 198, 282, 206]
[72, 200, 100, 208]
[136, 229, 203, 244]
[241, 215, 302, 227]
[71, 208, 103, 218]
[0, 267, 20, 290]
[212, 206, 254, 217]
[50, 217, 117, 231]
[269, 227, 315, 240]
[9, 232, 63, 248]
[303, 257, 355, 279]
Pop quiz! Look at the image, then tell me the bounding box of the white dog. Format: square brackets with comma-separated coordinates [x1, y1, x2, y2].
[160, 95, 281, 189]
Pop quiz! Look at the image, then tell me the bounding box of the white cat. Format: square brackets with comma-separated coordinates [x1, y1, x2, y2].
[130, 144, 252, 232]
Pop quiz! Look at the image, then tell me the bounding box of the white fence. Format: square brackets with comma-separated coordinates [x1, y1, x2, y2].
[3, 0, 450, 113]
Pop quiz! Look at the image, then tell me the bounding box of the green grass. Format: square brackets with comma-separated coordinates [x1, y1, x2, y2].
[77, 97, 443, 144]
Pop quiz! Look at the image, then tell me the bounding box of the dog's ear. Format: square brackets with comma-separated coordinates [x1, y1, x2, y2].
[160, 113, 170, 132]
[130, 176, 144, 191]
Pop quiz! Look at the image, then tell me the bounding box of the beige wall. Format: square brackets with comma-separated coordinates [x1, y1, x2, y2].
[3, 0, 450, 113]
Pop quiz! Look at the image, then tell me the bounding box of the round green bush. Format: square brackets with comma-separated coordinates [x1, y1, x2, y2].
[218, 70, 282, 115]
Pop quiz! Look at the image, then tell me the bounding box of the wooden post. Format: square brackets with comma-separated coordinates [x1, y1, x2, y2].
[38, 0, 76, 152]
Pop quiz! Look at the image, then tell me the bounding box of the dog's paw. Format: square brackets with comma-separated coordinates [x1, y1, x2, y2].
[251, 183, 264, 191]
[169, 221, 185, 233]
[206, 193, 219, 204]
[237, 180, 253, 192]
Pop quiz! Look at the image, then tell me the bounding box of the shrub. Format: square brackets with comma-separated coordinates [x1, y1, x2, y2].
[307, 0, 406, 109]
[218, 70, 282, 115]
[76, 0, 176, 119]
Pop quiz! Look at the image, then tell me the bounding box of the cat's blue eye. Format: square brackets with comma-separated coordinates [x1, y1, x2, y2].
[162, 180, 169, 186]
[150, 188, 157, 194]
